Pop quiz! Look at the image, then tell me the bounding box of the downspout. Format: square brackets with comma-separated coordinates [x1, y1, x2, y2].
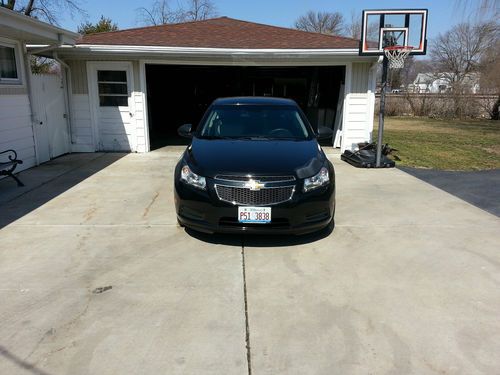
[53, 51, 74, 147]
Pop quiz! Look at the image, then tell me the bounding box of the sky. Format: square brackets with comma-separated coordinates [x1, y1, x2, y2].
[58, 0, 482, 40]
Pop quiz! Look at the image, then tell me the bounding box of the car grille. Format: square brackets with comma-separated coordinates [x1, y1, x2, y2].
[215, 175, 295, 182]
[215, 185, 295, 206]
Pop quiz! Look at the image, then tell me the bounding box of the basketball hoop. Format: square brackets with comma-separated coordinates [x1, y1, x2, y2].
[384, 46, 414, 69]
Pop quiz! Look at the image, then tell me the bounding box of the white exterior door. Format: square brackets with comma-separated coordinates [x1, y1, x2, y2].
[30, 74, 70, 162]
[88, 62, 135, 151]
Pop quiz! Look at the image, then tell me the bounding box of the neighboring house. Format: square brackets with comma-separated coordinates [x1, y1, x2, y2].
[412, 72, 480, 94]
[0, 7, 78, 173]
[2, 9, 380, 176]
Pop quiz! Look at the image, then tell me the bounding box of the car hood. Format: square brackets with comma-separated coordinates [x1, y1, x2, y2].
[185, 138, 325, 179]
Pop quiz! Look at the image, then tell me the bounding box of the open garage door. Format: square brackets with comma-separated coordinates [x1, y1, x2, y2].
[145, 65, 345, 150]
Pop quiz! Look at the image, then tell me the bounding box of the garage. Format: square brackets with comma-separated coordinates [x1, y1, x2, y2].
[145, 64, 345, 149]
[53, 16, 378, 154]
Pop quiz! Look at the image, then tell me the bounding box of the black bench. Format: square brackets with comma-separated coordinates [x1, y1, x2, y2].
[0, 150, 24, 187]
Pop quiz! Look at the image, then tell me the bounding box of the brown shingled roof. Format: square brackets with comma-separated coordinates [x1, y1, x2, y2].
[78, 17, 360, 50]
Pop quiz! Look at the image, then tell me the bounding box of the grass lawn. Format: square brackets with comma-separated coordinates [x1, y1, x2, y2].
[374, 117, 500, 170]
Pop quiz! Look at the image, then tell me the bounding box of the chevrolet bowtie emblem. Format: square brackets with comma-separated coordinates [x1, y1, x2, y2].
[246, 180, 265, 191]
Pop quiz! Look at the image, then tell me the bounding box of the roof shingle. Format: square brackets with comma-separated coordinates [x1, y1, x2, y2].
[78, 17, 359, 50]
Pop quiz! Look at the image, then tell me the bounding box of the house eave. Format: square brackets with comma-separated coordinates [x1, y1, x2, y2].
[56, 44, 375, 60]
[0, 7, 79, 45]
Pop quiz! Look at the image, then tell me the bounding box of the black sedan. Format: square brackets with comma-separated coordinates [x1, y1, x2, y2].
[174, 97, 335, 235]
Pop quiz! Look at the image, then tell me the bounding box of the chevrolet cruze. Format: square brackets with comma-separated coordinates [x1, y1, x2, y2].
[174, 97, 335, 235]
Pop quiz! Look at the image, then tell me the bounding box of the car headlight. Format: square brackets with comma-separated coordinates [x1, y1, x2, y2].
[303, 167, 329, 192]
[180, 165, 206, 190]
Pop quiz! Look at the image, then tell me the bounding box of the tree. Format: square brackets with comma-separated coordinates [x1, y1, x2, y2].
[182, 0, 217, 21]
[30, 56, 56, 74]
[430, 22, 497, 86]
[430, 22, 498, 117]
[78, 16, 118, 34]
[344, 11, 361, 39]
[137, 0, 182, 26]
[294, 11, 344, 35]
[454, 0, 499, 21]
[0, 0, 86, 26]
[137, 0, 217, 26]
[478, 38, 500, 119]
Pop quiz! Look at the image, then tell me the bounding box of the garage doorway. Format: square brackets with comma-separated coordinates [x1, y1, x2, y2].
[145, 64, 345, 150]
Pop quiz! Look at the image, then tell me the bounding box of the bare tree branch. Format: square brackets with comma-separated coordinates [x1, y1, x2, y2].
[429, 21, 498, 117]
[431, 22, 497, 83]
[180, 0, 217, 21]
[294, 11, 344, 35]
[137, 0, 217, 26]
[454, 0, 499, 20]
[1, 0, 87, 25]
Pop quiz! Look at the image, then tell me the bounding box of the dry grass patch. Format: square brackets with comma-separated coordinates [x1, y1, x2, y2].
[375, 117, 500, 170]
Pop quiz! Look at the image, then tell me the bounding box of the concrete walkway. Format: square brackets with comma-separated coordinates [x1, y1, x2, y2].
[0, 149, 499, 374]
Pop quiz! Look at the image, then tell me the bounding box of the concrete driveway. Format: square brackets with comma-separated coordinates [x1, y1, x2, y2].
[1, 149, 499, 375]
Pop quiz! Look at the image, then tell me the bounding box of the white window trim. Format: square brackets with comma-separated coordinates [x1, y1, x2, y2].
[0, 36, 25, 87]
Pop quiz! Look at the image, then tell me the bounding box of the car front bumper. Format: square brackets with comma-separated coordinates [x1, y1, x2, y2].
[174, 178, 335, 235]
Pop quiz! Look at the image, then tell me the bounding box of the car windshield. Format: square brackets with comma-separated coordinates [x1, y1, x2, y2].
[198, 105, 313, 140]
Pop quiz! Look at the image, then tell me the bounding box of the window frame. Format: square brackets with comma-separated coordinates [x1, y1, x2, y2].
[0, 37, 24, 87]
[96, 69, 129, 107]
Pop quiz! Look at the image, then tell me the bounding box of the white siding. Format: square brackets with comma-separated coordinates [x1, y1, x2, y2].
[341, 93, 375, 152]
[70, 94, 94, 152]
[340, 62, 376, 151]
[351, 63, 371, 94]
[0, 95, 36, 172]
[134, 91, 147, 152]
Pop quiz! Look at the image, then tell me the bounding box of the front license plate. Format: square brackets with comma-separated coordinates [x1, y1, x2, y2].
[238, 207, 271, 224]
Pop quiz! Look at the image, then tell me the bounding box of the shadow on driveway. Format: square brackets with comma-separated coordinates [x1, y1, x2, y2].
[0, 345, 54, 375]
[399, 167, 500, 217]
[0, 153, 125, 229]
[185, 220, 335, 247]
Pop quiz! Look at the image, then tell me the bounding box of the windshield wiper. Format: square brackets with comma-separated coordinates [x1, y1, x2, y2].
[200, 135, 240, 140]
[200, 135, 303, 141]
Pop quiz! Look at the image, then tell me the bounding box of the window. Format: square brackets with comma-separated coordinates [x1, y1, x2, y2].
[0, 40, 21, 85]
[97, 70, 128, 106]
[199, 105, 312, 140]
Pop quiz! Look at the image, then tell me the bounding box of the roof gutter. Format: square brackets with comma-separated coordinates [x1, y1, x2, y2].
[59, 44, 366, 57]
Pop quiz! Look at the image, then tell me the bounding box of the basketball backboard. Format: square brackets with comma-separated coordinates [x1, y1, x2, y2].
[359, 9, 428, 55]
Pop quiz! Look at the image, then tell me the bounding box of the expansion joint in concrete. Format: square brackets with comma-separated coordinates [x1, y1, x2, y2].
[241, 244, 252, 375]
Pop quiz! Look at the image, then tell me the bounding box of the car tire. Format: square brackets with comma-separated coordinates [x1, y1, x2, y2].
[177, 218, 184, 228]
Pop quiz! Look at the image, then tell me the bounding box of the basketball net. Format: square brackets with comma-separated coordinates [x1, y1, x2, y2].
[384, 46, 413, 69]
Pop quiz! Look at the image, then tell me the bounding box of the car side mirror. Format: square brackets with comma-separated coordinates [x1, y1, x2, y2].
[178, 124, 193, 138]
[316, 126, 333, 140]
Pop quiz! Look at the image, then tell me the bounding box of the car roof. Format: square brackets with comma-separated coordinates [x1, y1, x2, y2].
[212, 97, 297, 106]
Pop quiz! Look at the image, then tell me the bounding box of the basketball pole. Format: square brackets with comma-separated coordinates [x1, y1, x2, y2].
[376, 55, 389, 167]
